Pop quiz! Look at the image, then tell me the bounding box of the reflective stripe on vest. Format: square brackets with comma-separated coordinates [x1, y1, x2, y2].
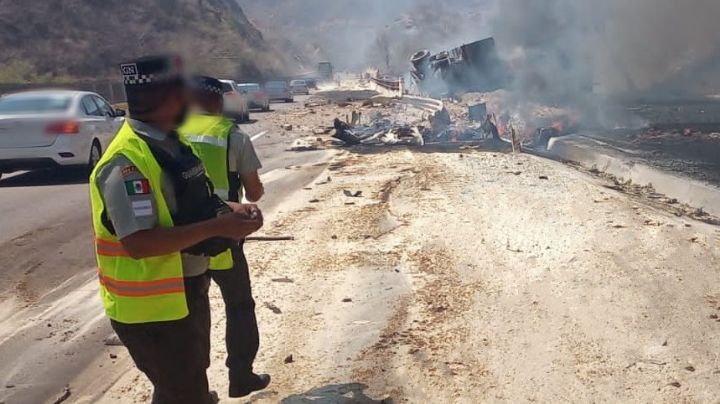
[89, 121, 188, 324]
[183, 134, 227, 148]
[96, 238, 130, 257]
[98, 269, 185, 297]
[179, 114, 235, 271]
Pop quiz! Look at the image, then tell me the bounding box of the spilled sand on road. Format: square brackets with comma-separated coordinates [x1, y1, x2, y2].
[99, 147, 720, 403]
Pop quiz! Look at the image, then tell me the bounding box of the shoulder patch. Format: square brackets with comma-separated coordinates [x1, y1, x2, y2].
[124, 179, 151, 196]
[121, 166, 139, 178]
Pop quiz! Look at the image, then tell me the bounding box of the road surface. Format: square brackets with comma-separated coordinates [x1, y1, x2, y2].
[0, 96, 334, 404]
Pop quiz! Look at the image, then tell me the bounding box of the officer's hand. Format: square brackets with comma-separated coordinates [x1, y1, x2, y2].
[215, 210, 263, 240]
[231, 203, 262, 220]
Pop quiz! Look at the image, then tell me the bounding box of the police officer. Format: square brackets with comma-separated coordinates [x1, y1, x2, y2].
[179, 76, 269, 398]
[89, 56, 263, 404]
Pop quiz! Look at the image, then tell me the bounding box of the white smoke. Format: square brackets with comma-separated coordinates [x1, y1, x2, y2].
[492, 0, 720, 98]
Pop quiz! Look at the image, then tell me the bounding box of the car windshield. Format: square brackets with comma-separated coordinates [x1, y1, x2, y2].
[220, 82, 234, 93]
[0, 95, 72, 114]
[237, 84, 260, 92]
[291, 81, 306, 86]
[266, 81, 286, 88]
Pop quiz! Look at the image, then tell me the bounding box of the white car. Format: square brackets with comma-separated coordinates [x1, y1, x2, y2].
[290, 79, 310, 95]
[219, 79, 250, 122]
[0, 90, 124, 178]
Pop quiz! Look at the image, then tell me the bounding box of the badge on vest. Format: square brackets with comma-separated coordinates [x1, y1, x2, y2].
[121, 166, 139, 178]
[125, 179, 151, 196]
[131, 200, 154, 217]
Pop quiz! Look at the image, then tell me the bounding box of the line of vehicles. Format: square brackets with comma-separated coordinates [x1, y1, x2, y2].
[0, 78, 316, 179]
[219, 78, 313, 122]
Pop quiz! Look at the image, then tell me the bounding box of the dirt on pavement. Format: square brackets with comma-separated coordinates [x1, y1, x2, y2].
[98, 138, 720, 402]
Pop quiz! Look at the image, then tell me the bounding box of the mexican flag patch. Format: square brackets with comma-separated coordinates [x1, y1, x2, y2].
[124, 179, 151, 195]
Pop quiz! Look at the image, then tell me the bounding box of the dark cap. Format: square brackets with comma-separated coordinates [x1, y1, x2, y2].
[120, 55, 184, 87]
[190, 75, 224, 96]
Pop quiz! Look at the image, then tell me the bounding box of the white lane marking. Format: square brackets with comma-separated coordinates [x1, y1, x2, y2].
[251, 131, 267, 141]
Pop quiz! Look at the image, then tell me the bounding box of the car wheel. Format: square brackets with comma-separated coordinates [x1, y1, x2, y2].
[88, 140, 102, 170]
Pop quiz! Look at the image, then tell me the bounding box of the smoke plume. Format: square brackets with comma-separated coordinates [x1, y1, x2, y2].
[492, 0, 720, 99]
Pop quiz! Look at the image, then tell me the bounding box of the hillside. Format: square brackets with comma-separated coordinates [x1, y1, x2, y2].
[238, 0, 492, 73]
[0, 0, 289, 82]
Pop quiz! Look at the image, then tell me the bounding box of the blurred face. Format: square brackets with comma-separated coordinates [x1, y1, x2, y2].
[156, 86, 190, 129]
[192, 92, 224, 115]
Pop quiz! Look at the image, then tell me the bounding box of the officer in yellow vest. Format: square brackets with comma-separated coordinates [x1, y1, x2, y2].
[179, 76, 269, 398]
[90, 56, 264, 404]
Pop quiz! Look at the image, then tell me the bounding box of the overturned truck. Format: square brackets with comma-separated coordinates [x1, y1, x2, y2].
[410, 37, 510, 97]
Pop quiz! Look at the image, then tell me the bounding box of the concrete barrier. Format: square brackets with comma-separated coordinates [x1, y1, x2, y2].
[548, 135, 720, 217]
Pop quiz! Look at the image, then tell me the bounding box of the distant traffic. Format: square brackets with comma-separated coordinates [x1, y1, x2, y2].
[0, 75, 330, 179]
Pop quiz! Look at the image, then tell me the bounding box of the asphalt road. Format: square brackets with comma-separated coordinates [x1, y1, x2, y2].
[0, 96, 332, 404]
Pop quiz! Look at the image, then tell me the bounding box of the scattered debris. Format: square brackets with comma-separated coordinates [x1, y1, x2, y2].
[264, 302, 282, 314]
[281, 124, 293, 131]
[284, 354, 294, 364]
[316, 176, 332, 185]
[109, 353, 117, 359]
[539, 175, 549, 180]
[50, 386, 71, 404]
[685, 365, 696, 372]
[271, 277, 294, 283]
[246, 235, 295, 242]
[343, 190, 363, 198]
[309, 199, 320, 203]
[313, 127, 333, 135]
[288, 137, 323, 151]
[103, 334, 124, 346]
[332, 116, 424, 147]
[342, 298, 353, 303]
[468, 103, 487, 122]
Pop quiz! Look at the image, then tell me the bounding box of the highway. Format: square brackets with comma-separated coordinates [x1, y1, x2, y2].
[0, 96, 332, 404]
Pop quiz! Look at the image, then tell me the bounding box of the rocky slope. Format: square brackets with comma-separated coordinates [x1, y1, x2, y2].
[0, 0, 287, 81]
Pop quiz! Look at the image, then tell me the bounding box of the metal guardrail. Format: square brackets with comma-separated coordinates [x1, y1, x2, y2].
[400, 94, 444, 113]
[367, 74, 444, 114]
[370, 76, 401, 91]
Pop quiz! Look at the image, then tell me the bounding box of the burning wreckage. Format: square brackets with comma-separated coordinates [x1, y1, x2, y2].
[330, 37, 512, 149]
[410, 37, 511, 98]
[328, 37, 578, 150]
[331, 97, 502, 148]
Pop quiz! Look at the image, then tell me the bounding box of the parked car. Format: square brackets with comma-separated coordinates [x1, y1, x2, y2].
[236, 83, 270, 111]
[290, 79, 310, 95]
[304, 78, 318, 89]
[265, 81, 293, 103]
[219, 79, 250, 122]
[0, 90, 124, 178]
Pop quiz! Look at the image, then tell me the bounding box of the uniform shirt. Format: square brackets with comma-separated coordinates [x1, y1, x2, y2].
[94, 119, 209, 277]
[227, 128, 262, 201]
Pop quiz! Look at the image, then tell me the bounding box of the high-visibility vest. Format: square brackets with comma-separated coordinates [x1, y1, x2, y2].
[89, 121, 187, 324]
[178, 113, 236, 270]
